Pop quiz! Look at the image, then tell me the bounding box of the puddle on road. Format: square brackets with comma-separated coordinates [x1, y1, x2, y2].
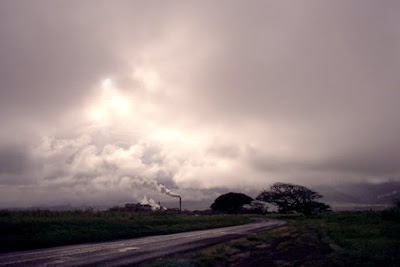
[118, 247, 140, 252]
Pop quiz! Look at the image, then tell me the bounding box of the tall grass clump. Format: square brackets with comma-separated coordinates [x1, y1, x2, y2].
[321, 212, 400, 265]
[381, 199, 400, 222]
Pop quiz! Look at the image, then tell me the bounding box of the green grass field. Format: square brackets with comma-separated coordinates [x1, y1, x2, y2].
[151, 212, 400, 266]
[0, 210, 250, 253]
[1, 209, 399, 266]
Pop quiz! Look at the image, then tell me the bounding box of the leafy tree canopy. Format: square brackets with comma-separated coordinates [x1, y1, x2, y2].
[211, 192, 253, 214]
[256, 182, 331, 215]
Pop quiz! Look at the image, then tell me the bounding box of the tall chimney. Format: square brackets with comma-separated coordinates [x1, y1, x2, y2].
[179, 196, 182, 211]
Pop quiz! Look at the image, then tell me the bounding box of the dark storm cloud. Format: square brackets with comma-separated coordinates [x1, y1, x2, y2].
[249, 148, 400, 178]
[1, 0, 400, 208]
[0, 144, 32, 175]
[0, 143, 39, 186]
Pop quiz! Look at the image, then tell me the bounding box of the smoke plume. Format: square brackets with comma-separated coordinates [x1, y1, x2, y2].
[140, 196, 161, 210]
[130, 177, 181, 198]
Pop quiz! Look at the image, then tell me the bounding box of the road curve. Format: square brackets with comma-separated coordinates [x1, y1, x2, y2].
[0, 219, 286, 266]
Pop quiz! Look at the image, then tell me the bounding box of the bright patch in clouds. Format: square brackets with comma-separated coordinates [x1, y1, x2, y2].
[75, 75, 250, 194]
[88, 78, 132, 123]
[102, 78, 113, 89]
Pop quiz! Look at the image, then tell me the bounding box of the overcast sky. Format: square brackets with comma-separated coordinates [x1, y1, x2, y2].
[1, 1, 399, 208]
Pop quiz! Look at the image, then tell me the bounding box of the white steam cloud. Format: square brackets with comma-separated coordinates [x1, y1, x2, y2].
[131, 177, 180, 198]
[140, 196, 161, 210]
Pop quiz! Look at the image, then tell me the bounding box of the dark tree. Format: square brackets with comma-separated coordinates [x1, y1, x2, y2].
[211, 192, 253, 214]
[248, 200, 269, 214]
[256, 182, 331, 215]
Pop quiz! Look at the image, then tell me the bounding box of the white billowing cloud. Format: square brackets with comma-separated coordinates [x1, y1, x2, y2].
[0, 77, 254, 207]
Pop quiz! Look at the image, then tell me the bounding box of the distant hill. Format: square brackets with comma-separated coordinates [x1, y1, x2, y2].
[313, 181, 400, 206]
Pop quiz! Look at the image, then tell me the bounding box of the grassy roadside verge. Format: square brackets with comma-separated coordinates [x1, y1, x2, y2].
[150, 213, 400, 266]
[0, 210, 250, 253]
